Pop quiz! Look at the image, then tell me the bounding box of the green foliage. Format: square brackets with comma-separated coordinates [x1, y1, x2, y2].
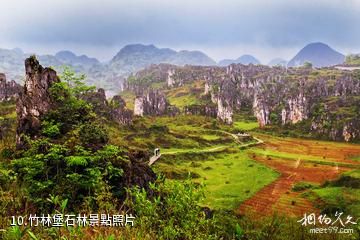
[303, 61, 313, 68]
[235, 223, 244, 239]
[78, 122, 109, 151]
[6, 67, 128, 212]
[127, 177, 217, 239]
[345, 54, 360, 65]
[292, 181, 316, 192]
[41, 120, 61, 138]
[59, 66, 96, 96]
[11, 140, 126, 211]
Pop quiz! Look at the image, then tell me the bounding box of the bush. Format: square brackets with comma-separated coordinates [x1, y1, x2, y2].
[292, 182, 316, 192]
[127, 177, 218, 239]
[78, 122, 109, 151]
[41, 120, 61, 138]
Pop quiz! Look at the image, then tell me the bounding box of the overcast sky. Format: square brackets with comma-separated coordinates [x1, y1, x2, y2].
[0, 0, 359, 63]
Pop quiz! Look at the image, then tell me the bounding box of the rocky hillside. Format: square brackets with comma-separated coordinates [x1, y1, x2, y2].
[15, 56, 133, 149]
[288, 42, 345, 67]
[123, 63, 360, 142]
[0, 73, 21, 101]
[268, 58, 287, 67]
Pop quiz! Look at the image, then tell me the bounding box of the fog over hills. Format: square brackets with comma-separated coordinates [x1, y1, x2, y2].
[0, 42, 352, 94]
[218, 55, 261, 66]
[268, 58, 287, 67]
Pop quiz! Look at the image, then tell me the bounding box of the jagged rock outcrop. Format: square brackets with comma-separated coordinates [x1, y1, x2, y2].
[16, 56, 135, 149]
[253, 94, 270, 127]
[167, 69, 176, 87]
[126, 62, 360, 141]
[310, 96, 360, 142]
[281, 92, 308, 125]
[217, 97, 233, 124]
[0, 73, 21, 101]
[16, 56, 60, 149]
[134, 89, 178, 116]
[81, 88, 109, 116]
[110, 95, 133, 125]
[82, 88, 133, 125]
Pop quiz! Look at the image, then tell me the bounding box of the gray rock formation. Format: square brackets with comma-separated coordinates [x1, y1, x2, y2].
[126, 62, 360, 141]
[81, 88, 133, 125]
[16, 56, 60, 149]
[0, 73, 21, 101]
[110, 95, 133, 125]
[134, 89, 178, 117]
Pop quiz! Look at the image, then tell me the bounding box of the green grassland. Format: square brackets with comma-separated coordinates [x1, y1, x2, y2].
[156, 151, 279, 210]
[119, 90, 136, 110]
[105, 112, 281, 210]
[164, 80, 208, 108]
[249, 148, 359, 168]
[300, 169, 360, 216]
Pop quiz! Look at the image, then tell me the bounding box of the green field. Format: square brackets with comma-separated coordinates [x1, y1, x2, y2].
[156, 150, 279, 210]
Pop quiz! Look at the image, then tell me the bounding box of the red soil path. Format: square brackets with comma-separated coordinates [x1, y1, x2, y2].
[237, 135, 360, 217]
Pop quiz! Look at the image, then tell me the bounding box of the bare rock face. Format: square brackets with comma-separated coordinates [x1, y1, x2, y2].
[126, 62, 360, 141]
[134, 89, 177, 116]
[122, 150, 157, 195]
[167, 69, 176, 87]
[110, 95, 133, 125]
[82, 88, 133, 125]
[310, 96, 360, 142]
[252, 93, 270, 127]
[81, 88, 109, 116]
[16, 56, 60, 149]
[134, 96, 145, 116]
[281, 93, 308, 125]
[217, 97, 233, 124]
[0, 73, 21, 101]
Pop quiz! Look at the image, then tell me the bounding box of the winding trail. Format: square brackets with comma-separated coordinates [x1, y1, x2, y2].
[148, 130, 263, 166]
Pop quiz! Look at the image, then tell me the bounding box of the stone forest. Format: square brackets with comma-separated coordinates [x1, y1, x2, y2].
[0, 52, 359, 239]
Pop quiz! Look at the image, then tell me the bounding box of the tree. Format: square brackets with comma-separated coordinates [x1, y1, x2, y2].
[303, 61, 313, 68]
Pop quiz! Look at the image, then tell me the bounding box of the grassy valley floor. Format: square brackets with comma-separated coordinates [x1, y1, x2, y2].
[136, 116, 360, 219]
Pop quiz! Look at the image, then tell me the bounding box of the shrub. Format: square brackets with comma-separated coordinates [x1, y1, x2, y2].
[292, 182, 316, 192]
[127, 177, 217, 239]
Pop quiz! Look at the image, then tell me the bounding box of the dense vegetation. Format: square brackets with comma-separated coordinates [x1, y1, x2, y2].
[1, 68, 359, 239]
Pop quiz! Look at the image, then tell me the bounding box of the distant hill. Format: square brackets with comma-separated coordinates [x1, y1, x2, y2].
[0, 44, 216, 94]
[0, 48, 101, 83]
[218, 54, 260, 66]
[55, 50, 100, 67]
[110, 44, 215, 72]
[268, 58, 287, 67]
[288, 42, 345, 67]
[168, 50, 216, 66]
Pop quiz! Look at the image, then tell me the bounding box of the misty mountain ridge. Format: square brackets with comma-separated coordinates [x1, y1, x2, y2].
[110, 44, 216, 68]
[0, 42, 352, 94]
[56, 50, 100, 67]
[288, 42, 345, 67]
[218, 54, 261, 66]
